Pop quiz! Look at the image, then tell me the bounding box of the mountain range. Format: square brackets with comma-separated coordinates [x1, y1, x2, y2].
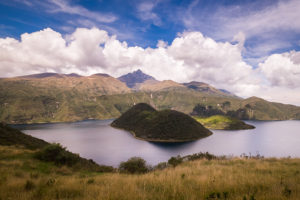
[1, 69, 300, 124]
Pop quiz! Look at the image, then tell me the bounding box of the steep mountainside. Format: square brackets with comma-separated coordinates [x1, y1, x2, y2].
[118, 69, 156, 88]
[111, 103, 212, 142]
[139, 80, 185, 91]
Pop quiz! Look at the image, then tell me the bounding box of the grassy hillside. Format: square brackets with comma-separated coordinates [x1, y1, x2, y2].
[0, 123, 48, 149]
[111, 103, 212, 142]
[194, 115, 255, 130]
[1, 74, 300, 124]
[1, 144, 300, 200]
[0, 124, 113, 172]
[1, 125, 300, 199]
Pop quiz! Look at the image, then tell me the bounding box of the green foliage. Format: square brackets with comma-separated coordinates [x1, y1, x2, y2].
[154, 162, 168, 170]
[194, 115, 255, 130]
[112, 103, 212, 142]
[187, 152, 217, 161]
[34, 143, 114, 172]
[192, 104, 225, 117]
[168, 155, 183, 167]
[34, 143, 77, 166]
[119, 157, 149, 174]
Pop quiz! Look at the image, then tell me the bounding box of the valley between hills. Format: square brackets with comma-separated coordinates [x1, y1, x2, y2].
[1, 69, 300, 124]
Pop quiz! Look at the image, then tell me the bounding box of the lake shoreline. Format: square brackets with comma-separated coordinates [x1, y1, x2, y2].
[17, 119, 300, 167]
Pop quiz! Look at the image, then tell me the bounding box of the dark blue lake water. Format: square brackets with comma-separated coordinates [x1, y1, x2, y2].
[15, 120, 300, 166]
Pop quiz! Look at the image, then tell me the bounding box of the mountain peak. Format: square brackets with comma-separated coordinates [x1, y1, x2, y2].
[118, 69, 156, 88]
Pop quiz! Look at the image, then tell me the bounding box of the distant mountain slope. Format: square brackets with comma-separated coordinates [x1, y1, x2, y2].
[184, 81, 238, 97]
[111, 103, 212, 142]
[240, 97, 299, 120]
[191, 96, 300, 120]
[118, 69, 156, 88]
[3, 72, 131, 96]
[139, 80, 185, 91]
[1, 72, 300, 124]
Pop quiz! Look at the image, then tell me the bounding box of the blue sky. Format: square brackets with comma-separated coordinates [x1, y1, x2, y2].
[1, 0, 299, 65]
[1, 0, 300, 105]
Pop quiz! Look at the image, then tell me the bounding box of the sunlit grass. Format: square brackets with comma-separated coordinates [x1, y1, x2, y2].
[1, 145, 300, 200]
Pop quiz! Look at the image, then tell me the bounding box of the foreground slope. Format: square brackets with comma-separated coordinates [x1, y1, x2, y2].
[0, 123, 113, 172]
[0, 123, 48, 149]
[1, 143, 300, 200]
[111, 103, 212, 142]
[1, 123, 300, 199]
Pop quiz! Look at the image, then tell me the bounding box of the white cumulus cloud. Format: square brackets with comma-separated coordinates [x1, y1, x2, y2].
[259, 51, 300, 88]
[1, 27, 300, 105]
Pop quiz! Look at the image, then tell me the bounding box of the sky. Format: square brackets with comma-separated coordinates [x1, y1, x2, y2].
[0, 0, 300, 105]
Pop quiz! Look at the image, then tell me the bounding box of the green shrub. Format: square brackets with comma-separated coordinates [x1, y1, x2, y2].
[34, 143, 115, 172]
[187, 152, 217, 161]
[154, 162, 168, 170]
[168, 155, 183, 167]
[34, 143, 78, 166]
[119, 157, 149, 174]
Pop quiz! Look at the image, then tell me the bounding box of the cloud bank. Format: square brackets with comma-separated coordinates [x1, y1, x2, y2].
[0, 27, 299, 105]
[181, 0, 300, 65]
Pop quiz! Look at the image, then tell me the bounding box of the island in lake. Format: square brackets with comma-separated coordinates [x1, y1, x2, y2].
[111, 103, 212, 142]
[194, 115, 255, 130]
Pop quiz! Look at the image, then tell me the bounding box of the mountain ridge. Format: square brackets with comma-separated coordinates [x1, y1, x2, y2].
[1, 70, 300, 124]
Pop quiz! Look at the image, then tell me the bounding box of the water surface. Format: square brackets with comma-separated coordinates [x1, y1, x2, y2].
[15, 120, 300, 166]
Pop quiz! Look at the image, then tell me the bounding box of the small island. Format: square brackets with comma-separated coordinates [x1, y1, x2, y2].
[194, 115, 255, 130]
[111, 103, 212, 142]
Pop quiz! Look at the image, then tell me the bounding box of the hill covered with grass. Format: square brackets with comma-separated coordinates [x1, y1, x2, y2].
[194, 115, 255, 130]
[1, 143, 300, 200]
[0, 123, 113, 172]
[111, 103, 212, 142]
[0, 123, 48, 149]
[1, 71, 300, 124]
[1, 124, 300, 199]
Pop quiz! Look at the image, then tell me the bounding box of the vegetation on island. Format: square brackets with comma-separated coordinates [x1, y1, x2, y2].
[194, 115, 255, 130]
[111, 103, 212, 142]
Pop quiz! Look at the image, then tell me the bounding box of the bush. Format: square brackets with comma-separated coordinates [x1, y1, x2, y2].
[168, 155, 183, 167]
[187, 152, 217, 161]
[35, 143, 115, 172]
[34, 143, 78, 166]
[119, 157, 149, 174]
[154, 162, 168, 170]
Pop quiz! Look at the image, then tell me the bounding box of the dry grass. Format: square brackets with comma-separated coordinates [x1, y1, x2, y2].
[0, 145, 300, 200]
